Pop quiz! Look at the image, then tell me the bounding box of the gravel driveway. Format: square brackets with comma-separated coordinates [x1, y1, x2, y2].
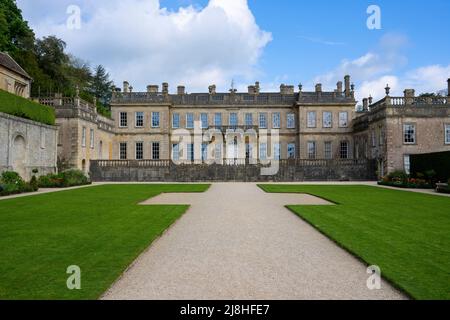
[102, 183, 406, 300]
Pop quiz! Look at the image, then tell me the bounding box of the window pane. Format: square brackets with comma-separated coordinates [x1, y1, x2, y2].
[172, 144, 179, 161]
[201, 143, 208, 161]
[90, 129, 94, 149]
[323, 112, 332, 128]
[259, 143, 267, 160]
[446, 125, 450, 144]
[339, 112, 348, 127]
[245, 113, 253, 126]
[259, 113, 267, 128]
[340, 141, 349, 159]
[273, 143, 281, 160]
[152, 142, 160, 160]
[287, 143, 295, 159]
[324, 142, 332, 159]
[120, 112, 128, 127]
[214, 113, 222, 127]
[287, 113, 295, 129]
[152, 112, 160, 128]
[135, 112, 144, 127]
[119, 143, 127, 160]
[81, 127, 86, 147]
[230, 113, 238, 127]
[186, 113, 194, 129]
[135, 142, 143, 160]
[307, 141, 316, 159]
[272, 113, 280, 129]
[307, 112, 316, 128]
[404, 155, 410, 174]
[172, 113, 180, 128]
[403, 124, 416, 144]
[187, 143, 194, 161]
[201, 113, 208, 129]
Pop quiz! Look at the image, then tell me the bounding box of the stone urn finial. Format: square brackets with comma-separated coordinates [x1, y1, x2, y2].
[385, 84, 391, 96]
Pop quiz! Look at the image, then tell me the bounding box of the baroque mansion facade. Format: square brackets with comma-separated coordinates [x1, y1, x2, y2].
[38, 75, 450, 181]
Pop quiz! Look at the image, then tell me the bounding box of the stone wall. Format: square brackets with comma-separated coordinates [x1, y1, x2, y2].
[0, 112, 57, 180]
[90, 159, 376, 182]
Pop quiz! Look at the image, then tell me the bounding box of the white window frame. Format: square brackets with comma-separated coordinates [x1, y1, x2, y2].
[339, 112, 348, 128]
[307, 141, 316, 159]
[287, 143, 296, 159]
[273, 143, 281, 160]
[151, 112, 160, 128]
[135, 142, 144, 160]
[200, 113, 208, 129]
[119, 142, 127, 160]
[152, 142, 160, 160]
[172, 113, 180, 129]
[245, 113, 253, 126]
[272, 113, 281, 129]
[403, 123, 416, 144]
[340, 141, 349, 159]
[324, 141, 332, 160]
[172, 144, 180, 161]
[229, 113, 238, 127]
[287, 113, 295, 129]
[201, 143, 208, 161]
[259, 113, 267, 129]
[323, 111, 332, 128]
[90, 128, 94, 149]
[81, 127, 86, 147]
[119, 112, 128, 127]
[214, 113, 222, 127]
[445, 124, 450, 144]
[186, 113, 194, 129]
[307, 111, 316, 128]
[259, 143, 267, 160]
[187, 143, 194, 161]
[135, 112, 144, 128]
[404, 155, 411, 175]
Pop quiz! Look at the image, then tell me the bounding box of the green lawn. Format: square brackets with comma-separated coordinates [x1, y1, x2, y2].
[0, 184, 209, 300]
[258, 184, 450, 300]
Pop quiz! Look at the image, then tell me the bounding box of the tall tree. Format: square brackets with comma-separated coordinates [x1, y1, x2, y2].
[89, 65, 114, 106]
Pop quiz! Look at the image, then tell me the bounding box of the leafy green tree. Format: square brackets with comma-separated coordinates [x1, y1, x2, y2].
[89, 65, 114, 106]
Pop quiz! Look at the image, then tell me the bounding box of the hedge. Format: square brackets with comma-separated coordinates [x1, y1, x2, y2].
[410, 151, 450, 182]
[0, 89, 55, 125]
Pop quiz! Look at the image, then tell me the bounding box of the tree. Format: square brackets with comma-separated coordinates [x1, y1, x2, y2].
[88, 65, 114, 106]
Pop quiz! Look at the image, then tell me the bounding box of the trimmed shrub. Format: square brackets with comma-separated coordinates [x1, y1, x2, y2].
[0, 89, 55, 125]
[38, 170, 91, 188]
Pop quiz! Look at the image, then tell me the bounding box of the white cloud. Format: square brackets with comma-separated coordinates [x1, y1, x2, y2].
[313, 33, 449, 103]
[23, 0, 272, 92]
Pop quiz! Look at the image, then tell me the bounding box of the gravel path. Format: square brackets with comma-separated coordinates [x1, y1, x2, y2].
[102, 183, 406, 300]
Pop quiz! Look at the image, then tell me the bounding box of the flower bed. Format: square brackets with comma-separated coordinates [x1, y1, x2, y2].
[378, 170, 434, 189]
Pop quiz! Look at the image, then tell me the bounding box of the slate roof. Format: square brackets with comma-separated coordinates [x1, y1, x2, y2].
[0, 52, 32, 80]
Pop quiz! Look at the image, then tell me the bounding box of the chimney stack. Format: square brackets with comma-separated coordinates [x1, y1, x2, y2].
[248, 85, 256, 95]
[344, 75, 351, 97]
[123, 81, 129, 93]
[177, 86, 185, 95]
[404, 89, 415, 105]
[315, 83, 322, 93]
[369, 95, 373, 105]
[336, 81, 343, 95]
[162, 82, 169, 95]
[255, 82, 260, 94]
[280, 84, 294, 94]
[362, 98, 368, 111]
[447, 78, 450, 97]
[147, 85, 159, 93]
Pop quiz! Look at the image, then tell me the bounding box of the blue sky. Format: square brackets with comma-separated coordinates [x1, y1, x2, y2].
[17, 0, 450, 101]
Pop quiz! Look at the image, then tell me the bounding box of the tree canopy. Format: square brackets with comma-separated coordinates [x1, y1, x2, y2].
[0, 0, 114, 116]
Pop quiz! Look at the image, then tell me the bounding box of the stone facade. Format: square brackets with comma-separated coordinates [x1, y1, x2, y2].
[0, 52, 32, 98]
[0, 112, 57, 180]
[353, 85, 450, 177]
[37, 95, 115, 174]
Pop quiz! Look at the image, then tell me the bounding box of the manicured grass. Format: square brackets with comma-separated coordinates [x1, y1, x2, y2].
[0, 184, 209, 299]
[258, 184, 450, 300]
[0, 89, 55, 125]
